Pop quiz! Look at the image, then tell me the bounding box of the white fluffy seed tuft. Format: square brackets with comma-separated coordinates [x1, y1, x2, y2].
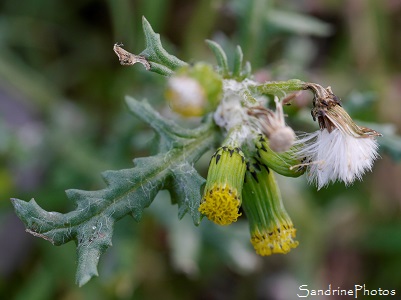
[295, 129, 379, 190]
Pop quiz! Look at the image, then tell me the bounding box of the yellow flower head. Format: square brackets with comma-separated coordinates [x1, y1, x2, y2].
[251, 223, 298, 256]
[199, 146, 246, 225]
[242, 160, 299, 255]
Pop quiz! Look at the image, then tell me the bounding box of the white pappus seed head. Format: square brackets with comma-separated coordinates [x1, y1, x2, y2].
[295, 128, 379, 190]
[298, 82, 382, 189]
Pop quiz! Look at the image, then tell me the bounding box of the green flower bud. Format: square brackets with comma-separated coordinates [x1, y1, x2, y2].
[254, 135, 305, 177]
[165, 63, 223, 117]
[242, 161, 299, 256]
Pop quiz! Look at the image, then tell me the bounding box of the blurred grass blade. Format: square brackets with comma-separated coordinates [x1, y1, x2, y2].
[267, 9, 333, 37]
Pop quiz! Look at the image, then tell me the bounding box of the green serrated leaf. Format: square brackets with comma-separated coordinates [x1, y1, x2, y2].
[125, 96, 215, 152]
[139, 16, 187, 76]
[12, 97, 218, 286]
[169, 162, 205, 221]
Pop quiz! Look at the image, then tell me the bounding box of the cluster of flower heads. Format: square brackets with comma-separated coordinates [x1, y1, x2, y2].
[166, 65, 381, 256]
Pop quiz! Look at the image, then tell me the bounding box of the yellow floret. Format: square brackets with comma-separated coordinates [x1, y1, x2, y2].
[199, 184, 241, 225]
[251, 225, 299, 256]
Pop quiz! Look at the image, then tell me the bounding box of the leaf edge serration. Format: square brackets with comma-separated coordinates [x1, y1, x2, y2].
[10, 97, 218, 286]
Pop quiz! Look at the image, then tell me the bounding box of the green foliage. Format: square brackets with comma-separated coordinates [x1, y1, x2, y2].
[139, 17, 187, 76]
[205, 40, 230, 78]
[12, 97, 218, 286]
[206, 40, 251, 80]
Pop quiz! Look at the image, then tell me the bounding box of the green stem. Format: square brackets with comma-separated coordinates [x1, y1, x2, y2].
[249, 79, 306, 96]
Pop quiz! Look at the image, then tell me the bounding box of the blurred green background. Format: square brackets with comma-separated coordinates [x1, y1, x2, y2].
[1, 0, 401, 299]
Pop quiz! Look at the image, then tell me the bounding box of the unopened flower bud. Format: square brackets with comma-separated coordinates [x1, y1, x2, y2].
[166, 76, 206, 116]
[254, 135, 305, 177]
[165, 63, 222, 117]
[242, 160, 298, 256]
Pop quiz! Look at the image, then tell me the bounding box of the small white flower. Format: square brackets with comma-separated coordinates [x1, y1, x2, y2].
[295, 83, 381, 189]
[296, 128, 379, 189]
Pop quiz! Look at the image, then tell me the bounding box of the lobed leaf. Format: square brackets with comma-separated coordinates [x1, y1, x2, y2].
[12, 97, 218, 286]
[139, 16, 187, 76]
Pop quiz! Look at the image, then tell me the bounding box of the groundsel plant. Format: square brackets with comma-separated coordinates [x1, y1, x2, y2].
[11, 17, 381, 286]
